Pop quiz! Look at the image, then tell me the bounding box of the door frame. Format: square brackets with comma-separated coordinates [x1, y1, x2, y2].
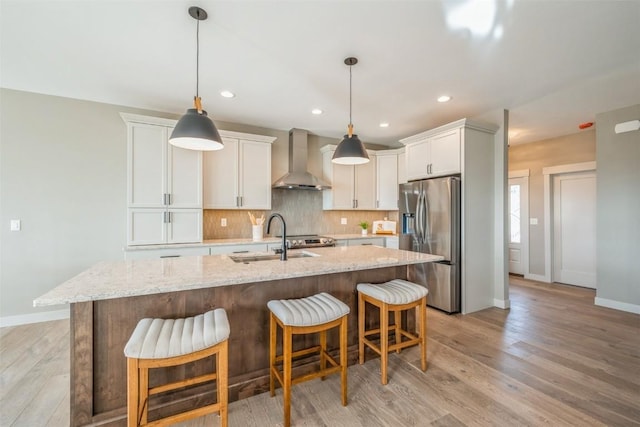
[508, 169, 530, 276]
[540, 161, 596, 283]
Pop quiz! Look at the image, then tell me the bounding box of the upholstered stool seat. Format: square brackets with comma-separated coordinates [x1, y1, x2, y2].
[124, 309, 229, 427]
[357, 279, 428, 385]
[268, 292, 349, 427]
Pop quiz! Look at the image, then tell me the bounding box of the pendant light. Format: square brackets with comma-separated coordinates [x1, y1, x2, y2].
[332, 57, 369, 165]
[169, 7, 223, 151]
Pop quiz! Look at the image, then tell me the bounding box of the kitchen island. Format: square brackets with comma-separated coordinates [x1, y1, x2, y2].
[34, 245, 442, 426]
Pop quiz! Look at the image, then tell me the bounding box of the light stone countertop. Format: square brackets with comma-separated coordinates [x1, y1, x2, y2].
[34, 246, 442, 306]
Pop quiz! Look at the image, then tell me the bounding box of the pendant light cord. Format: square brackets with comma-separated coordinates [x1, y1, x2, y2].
[349, 64, 352, 127]
[196, 10, 200, 101]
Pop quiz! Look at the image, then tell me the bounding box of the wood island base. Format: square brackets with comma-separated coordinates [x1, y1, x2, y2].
[70, 266, 409, 426]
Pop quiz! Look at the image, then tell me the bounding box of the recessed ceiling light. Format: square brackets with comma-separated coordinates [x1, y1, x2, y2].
[220, 90, 235, 98]
[379, 122, 389, 128]
[311, 108, 323, 115]
[437, 95, 452, 103]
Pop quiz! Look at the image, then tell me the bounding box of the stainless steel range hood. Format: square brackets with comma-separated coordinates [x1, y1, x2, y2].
[272, 129, 331, 190]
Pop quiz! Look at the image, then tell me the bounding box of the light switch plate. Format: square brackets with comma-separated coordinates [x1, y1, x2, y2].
[221, 218, 227, 227]
[10, 219, 21, 231]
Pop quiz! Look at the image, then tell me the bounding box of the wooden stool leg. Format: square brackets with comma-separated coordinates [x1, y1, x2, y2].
[283, 325, 292, 427]
[139, 364, 149, 425]
[320, 329, 327, 380]
[380, 302, 389, 385]
[340, 315, 348, 406]
[127, 358, 138, 427]
[218, 340, 229, 427]
[358, 292, 365, 365]
[269, 312, 276, 397]
[420, 296, 427, 371]
[394, 310, 401, 354]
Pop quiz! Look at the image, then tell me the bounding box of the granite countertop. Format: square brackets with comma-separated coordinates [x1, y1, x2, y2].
[34, 246, 442, 306]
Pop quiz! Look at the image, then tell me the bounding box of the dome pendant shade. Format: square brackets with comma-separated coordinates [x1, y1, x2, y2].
[332, 134, 369, 165]
[170, 108, 223, 151]
[169, 6, 223, 151]
[332, 56, 369, 165]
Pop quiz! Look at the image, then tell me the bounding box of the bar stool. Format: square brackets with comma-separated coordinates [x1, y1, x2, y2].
[357, 279, 428, 385]
[124, 309, 230, 427]
[268, 292, 350, 427]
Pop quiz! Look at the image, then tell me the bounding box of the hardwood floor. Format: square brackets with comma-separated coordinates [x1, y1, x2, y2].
[1, 276, 639, 426]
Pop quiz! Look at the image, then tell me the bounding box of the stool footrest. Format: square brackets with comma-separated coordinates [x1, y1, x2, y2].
[149, 372, 218, 396]
[272, 349, 341, 388]
[274, 345, 321, 363]
[143, 402, 223, 427]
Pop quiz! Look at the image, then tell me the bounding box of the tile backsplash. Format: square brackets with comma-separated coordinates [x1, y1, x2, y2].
[203, 189, 398, 239]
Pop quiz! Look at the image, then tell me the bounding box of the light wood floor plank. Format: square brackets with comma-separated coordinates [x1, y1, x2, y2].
[1, 277, 638, 426]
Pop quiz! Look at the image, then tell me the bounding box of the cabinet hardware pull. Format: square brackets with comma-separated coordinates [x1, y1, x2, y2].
[362, 243, 373, 246]
[160, 255, 180, 258]
[232, 250, 250, 253]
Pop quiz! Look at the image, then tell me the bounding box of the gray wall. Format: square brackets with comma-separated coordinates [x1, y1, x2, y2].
[508, 130, 596, 275]
[595, 104, 640, 307]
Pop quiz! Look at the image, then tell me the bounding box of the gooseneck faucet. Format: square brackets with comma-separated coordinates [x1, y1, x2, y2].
[266, 213, 287, 261]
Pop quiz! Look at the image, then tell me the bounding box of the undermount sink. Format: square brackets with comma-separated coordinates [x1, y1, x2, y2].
[230, 251, 319, 263]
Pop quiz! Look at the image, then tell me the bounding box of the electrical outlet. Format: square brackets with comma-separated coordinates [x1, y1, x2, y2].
[10, 219, 21, 231]
[221, 218, 227, 227]
[530, 218, 538, 225]
[341, 218, 347, 225]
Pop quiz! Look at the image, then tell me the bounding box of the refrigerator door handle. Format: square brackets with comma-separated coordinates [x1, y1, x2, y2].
[414, 190, 423, 246]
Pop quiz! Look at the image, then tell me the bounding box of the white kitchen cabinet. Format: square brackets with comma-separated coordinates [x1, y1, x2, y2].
[121, 113, 203, 245]
[128, 208, 202, 246]
[209, 243, 269, 255]
[204, 131, 276, 210]
[125, 245, 210, 260]
[320, 145, 376, 210]
[376, 151, 399, 210]
[397, 147, 407, 185]
[403, 128, 460, 181]
[348, 237, 385, 247]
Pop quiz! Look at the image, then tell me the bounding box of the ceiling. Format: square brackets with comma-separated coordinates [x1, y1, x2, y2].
[2, 1, 639, 146]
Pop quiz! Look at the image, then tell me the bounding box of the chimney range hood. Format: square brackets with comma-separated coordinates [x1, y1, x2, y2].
[272, 129, 331, 190]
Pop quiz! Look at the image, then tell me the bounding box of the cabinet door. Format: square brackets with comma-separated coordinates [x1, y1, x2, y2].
[239, 140, 271, 209]
[128, 124, 167, 208]
[430, 129, 460, 177]
[330, 162, 355, 209]
[405, 140, 430, 181]
[167, 209, 202, 244]
[354, 158, 376, 209]
[376, 154, 398, 210]
[128, 209, 166, 245]
[168, 141, 202, 208]
[203, 138, 239, 208]
[397, 149, 407, 184]
[125, 246, 209, 260]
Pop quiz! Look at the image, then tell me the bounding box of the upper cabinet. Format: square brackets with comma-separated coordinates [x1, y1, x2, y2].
[203, 131, 276, 210]
[376, 151, 399, 210]
[320, 145, 376, 210]
[121, 113, 203, 245]
[402, 128, 460, 181]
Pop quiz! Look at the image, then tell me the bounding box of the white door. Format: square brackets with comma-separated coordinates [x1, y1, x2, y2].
[553, 172, 596, 288]
[508, 177, 529, 275]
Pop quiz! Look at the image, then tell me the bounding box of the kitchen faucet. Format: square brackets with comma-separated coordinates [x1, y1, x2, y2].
[266, 213, 287, 261]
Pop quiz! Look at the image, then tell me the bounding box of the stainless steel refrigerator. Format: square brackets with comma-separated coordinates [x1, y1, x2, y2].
[399, 176, 460, 313]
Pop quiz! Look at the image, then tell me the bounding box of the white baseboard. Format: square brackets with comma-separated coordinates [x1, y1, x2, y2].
[0, 308, 70, 328]
[594, 297, 640, 315]
[524, 273, 550, 283]
[493, 298, 511, 309]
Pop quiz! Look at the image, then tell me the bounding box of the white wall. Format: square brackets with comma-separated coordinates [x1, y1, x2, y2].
[595, 104, 640, 313]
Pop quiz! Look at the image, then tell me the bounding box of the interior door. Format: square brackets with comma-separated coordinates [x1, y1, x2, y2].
[553, 172, 596, 288]
[508, 177, 528, 275]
